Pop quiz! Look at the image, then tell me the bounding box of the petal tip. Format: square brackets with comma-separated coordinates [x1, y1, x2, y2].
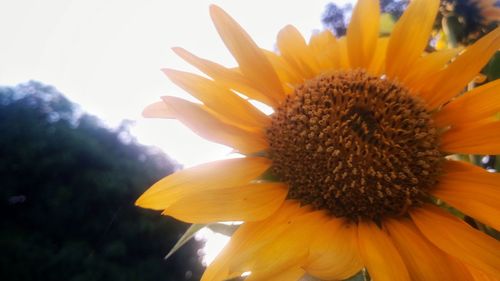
[161, 68, 177, 77]
[209, 4, 224, 19]
[171, 46, 186, 56]
[134, 194, 147, 207]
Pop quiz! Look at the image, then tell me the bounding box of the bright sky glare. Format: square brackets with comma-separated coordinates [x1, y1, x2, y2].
[0, 0, 351, 167]
[1, 0, 352, 267]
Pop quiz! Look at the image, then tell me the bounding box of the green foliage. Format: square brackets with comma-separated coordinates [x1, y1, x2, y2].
[379, 13, 396, 36]
[0, 81, 203, 281]
[485, 51, 500, 81]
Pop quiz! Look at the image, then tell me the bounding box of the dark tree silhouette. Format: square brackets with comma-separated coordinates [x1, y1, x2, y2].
[322, 2, 349, 36]
[0, 81, 203, 281]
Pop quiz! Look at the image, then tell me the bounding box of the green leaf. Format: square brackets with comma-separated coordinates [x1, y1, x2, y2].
[494, 155, 500, 171]
[300, 275, 321, 281]
[344, 270, 368, 281]
[379, 13, 395, 36]
[207, 223, 239, 236]
[485, 51, 500, 81]
[164, 223, 206, 260]
[260, 168, 280, 182]
[300, 270, 368, 281]
[442, 15, 463, 48]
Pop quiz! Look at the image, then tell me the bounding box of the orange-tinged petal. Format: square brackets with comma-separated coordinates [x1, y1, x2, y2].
[277, 25, 319, 79]
[202, 201, 305, 281]
[346, 0, 380, 68]
[163, 183, 288, 223]
[367, 37, 389, 76]
[162, 69, 269, 129]
[262, 49, 303, 85]
[160, 96, 268, 153]
[209, 5, 284, 105]
[172, 47, 276, 106]
[421, 27, 500, 109]
[309, 29, 339, 71]
[246, 267, 305, 281]
[136, 157, 270, 210]
[243, 211, 328, 280]
[227, 206, 314, 273]
[403, 48, 461, 92]
[267, 267, 305, 281]
[306, 219, 362, 280]
[433, 79, 500, 127]
[468, 265, 500, 281]
[142, 101, 175, 119]
[411, 204, 500, 277]
[337, 37, 350, 69]
[201, 224, 256, 281]
[440, 120, 500, 154]
[386, 0, 439, 79]
[357, 221, 410, 281]
[384, 218, 473, 281]
[432, 160, 500, 230]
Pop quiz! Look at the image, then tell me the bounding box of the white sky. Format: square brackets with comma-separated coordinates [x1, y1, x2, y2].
[0, 0, 355, 268]
[0, 0, 352, 167]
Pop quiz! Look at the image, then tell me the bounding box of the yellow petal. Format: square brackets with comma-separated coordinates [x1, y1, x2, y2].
[202, 201, 304, 281]
[142, 101, 175, 119]
[337, 37, 350, 69]
[357, 221, 411, 281]
[262, 49, 303, 85]
[243, 210, 328, 280]
[163, 183, 288, 223]
[432, 160, 500, 230]
[201, 224, 257, 281]
[246, 267, 305, 281]
[228, 205, 314, 273]
[440, 120, 500, 154]
[384, 218, 473, 281]
[136, 157, 270, 210]
[468, 265, 500, 281]
[268, 267, 305, 281]
[162, 69, 269, 129]
[161, 96, 268, 153]
[277, 25, 320, 79]
[433, 79, 500, 127]
[308, 29, 339, 71]
[172, 47, 276, 106]
[367, 37, 389, 76]
[421, 27, 500, 109]
[346, 0, 380, 68]
[386, 0, 439, 79]
[209, 5, 284, 105]
[403, 48, 461, 91]
[411, 204, 500, 277]
[306, 219, 362, 280]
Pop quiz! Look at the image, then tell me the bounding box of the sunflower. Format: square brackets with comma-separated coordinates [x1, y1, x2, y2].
[136, 0, 500, 280]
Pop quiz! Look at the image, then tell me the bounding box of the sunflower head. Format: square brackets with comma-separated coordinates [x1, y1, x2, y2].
[138, 0, 500, 280]
[267, 70, 442, 220]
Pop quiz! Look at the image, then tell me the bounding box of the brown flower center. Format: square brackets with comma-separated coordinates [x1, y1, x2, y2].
[267, 70, 442, 221]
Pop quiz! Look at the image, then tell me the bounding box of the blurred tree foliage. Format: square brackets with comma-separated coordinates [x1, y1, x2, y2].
[0, 81, 203, 281]
[322, 0, 407, 36]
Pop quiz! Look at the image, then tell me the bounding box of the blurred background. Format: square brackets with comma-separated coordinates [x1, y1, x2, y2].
[1, 0, 498, 280]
